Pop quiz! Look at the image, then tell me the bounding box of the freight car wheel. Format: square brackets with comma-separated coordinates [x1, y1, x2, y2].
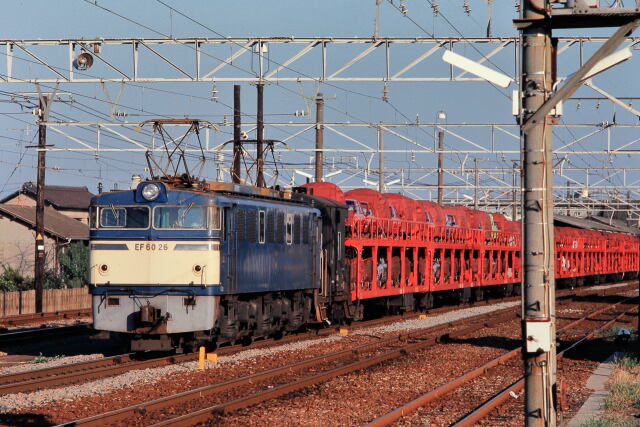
[418, 292, 434, 310]
[472, 287, 484, 302]
[513, 283, 522, 296]
[503, 283, 514, 297]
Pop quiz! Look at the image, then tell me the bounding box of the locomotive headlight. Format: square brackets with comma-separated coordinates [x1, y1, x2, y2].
[141, 183, 160, 201]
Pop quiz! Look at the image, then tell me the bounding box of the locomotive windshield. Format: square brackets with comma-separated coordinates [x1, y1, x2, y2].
[153, 206, 221, 230]
[93, 206, 150, 229]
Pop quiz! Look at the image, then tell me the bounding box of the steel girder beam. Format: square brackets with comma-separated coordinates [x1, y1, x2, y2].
[37, 121, 640, 155]
[0, 36, 638, 83]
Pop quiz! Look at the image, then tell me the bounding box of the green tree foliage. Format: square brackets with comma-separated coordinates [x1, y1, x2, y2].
[0, 243, 89, 291]
[0, 265, 33, 292]
[57, 242, 89, 288]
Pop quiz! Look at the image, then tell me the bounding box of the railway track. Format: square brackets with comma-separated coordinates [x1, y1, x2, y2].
[0, 323, 92, 347]
[55, 282, 635, 426]
[152, 296, 638, 427]
[1, 281, 634, 426]
[0, 309, 91, 328]
[0, 281, 619, 396]
[453, 305, 636, 426]
[0, 301, 513, 397]
[366, 295, 638, 426]
[59, 305, 522, 426]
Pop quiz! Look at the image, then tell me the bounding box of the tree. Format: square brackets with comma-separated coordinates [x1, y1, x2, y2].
[0, 265, 33, 292]
[57, 242, 89, 288]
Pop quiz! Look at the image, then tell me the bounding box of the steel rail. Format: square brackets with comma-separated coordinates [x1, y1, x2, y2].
[53, 287, 632, 425]
[0, 282, 628, 397]
[0, 330, 315, 396]
[147, 331, 495, 427]
[366, 294, 637, 426]
[0, 309, 92, 327]
[0, 324, 92, 346]
[0, 311, 424, 395]
[0, 352, 136, 387]
[451, 300, 637, 427]
[60, 309, 522, 426]
[0, 294, 524, 397]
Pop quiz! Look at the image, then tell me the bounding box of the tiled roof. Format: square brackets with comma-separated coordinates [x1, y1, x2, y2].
[0, 205, 89, 240]
[0, 182, 94, 210]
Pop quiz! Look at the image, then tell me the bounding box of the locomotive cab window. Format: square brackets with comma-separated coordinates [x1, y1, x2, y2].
[98, 206, 149, 229]
[389, 206, 397, 219]
[153, 206, 220, 230]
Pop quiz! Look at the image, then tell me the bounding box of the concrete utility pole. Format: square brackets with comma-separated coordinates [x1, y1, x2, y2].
[232, 85, 241, 184]
[35, 96, 48, 313]
[437, 130, 444, 205]
[474, 158, 479, 210]
[516, 4, 639, 424]
[315, 93, 324, 182]
[378, 124, 385, 193]
[520, 2, 556, 425]
[256, 83, 265, 187]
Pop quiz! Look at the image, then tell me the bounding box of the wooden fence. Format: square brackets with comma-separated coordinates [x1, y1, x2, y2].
[0, 287, 91, 316]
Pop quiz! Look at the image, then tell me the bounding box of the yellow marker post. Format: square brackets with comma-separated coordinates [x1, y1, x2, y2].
[419, 314, 427, 320]
[339, 328, 349, 336]
[207, 353, 218, 364]
[199, 346, 206, 370]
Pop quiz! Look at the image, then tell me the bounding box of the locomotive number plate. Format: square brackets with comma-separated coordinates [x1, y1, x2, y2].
[134, 243, 169, 251]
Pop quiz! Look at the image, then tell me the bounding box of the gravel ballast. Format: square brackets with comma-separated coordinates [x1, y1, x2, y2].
[1, 300, 521, 412]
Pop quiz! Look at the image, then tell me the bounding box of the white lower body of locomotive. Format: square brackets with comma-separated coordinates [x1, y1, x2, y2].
[90, 240, 221, 351]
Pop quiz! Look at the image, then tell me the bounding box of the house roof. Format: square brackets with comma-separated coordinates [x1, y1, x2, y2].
[0, 205, 89, 240]
[0, 182, 94, 210]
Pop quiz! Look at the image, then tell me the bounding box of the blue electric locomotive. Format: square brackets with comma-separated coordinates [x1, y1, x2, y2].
[89, 179, 322, 351]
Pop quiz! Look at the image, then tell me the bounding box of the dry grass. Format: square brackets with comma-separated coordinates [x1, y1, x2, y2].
[580, 354, 640, 427]
[599, 354, 640, 424]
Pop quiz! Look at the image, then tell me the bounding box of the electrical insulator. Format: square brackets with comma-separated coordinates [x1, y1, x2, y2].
[431, 2, 439, 16]
[211, 83, 219, 102]
[294, 110, 307, 117]
[399, 0, 408, 14]
[382, 84, 390, 102]
[114, 111, 128, 117]
[463, 0, 471, 15]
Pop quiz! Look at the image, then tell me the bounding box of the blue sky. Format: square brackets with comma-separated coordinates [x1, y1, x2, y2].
[0, 1, 636, 201]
